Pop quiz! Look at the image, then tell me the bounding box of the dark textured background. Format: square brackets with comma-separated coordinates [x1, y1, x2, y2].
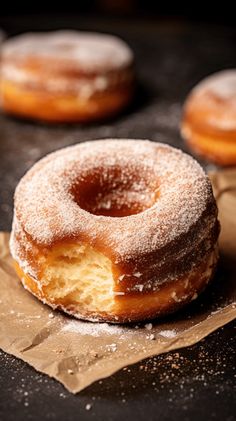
[0, 16, 235, 421]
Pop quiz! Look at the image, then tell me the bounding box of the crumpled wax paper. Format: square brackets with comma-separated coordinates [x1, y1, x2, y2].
[0, 169, 235, 393]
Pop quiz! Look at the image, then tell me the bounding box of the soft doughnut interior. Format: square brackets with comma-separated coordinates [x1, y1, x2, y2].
[16, 245, 218, 323]
[40, 243, 115, 314]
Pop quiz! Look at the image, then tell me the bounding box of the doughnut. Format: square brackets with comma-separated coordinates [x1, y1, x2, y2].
[10, 139, 220, 323]
[0, 31, 134, 123]
[181, 70, 236, 166]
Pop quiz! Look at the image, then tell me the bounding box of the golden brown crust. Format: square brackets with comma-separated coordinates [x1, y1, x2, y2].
[181, 122, 236, 166]
[14, 246, 218, 323]
[181, 70, 236, 166]
[0, 80, 133, 123]
[1, 31, 134, 123]
[10, 140, 220, 323]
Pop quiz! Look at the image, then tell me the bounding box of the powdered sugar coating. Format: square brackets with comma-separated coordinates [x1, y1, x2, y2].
[11, 139, 216, 269]
[193, 69, 236, 100]
[2, 30, 133, 72]
[1, 64, 132, 97]
[184, 69, 236, 131]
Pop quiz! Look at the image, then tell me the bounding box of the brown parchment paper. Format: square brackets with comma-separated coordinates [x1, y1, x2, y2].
[0, 169, 235, 394]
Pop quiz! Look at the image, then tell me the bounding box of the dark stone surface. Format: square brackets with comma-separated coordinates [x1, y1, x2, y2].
[0, 323, 235, 421]
[0, 16, 235, 421]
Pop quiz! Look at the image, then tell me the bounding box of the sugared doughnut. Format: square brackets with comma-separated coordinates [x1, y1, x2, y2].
[181, 70, 236, 166]
[1, 31, 134, 123]
[10, 139, 220, 323]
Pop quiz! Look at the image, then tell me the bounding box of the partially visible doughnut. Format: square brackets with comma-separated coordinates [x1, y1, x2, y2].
[10, 139, 220, 323]
[1, 31, 134, 123]
[181, 70, 236, 166]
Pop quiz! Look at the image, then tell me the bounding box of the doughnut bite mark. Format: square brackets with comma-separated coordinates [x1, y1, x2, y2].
[181, 70, 236, 166]
[1, 31, 134, 123]
[10, 139, 220, 323]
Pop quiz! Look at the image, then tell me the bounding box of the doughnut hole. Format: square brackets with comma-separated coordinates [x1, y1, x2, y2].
[71, 164, 159, 217]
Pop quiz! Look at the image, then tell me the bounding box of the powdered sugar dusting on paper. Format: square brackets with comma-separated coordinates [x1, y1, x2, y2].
[159, 329, 177, 338]
[62, 320, 177, 340]
[61, 320, 134, 337]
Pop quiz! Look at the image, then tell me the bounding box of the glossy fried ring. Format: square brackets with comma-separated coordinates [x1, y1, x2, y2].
[10, 139, 220, 323]
[181, 70, 236, 166]
[1, 31, 134, 123]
